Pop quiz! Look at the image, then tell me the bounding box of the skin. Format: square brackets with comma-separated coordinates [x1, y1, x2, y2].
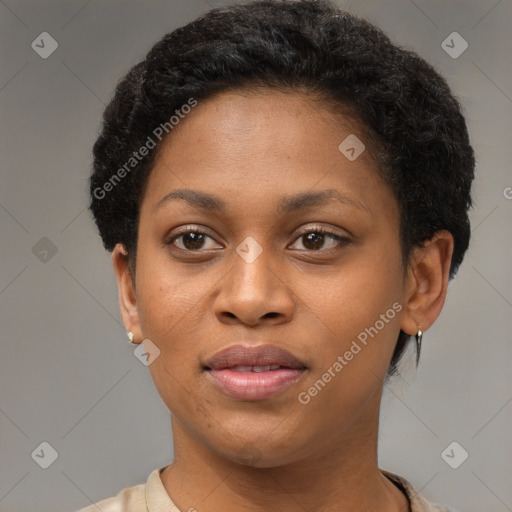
[112, 89, 453, 512]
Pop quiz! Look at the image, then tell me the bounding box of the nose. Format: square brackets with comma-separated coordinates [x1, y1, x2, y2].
[213, 244, 295, 327]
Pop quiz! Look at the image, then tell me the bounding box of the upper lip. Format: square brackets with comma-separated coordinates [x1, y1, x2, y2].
[204, 344, 307, 371]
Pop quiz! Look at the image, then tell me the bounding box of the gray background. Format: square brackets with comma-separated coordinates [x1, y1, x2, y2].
[1, 0, 511, 511]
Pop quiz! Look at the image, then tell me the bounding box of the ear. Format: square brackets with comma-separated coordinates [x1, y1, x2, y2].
[400, 230, 454, 336]
[112, 243, 142, 343]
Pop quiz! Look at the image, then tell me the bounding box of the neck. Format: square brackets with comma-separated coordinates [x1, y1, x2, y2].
[160, 391, 409, 512]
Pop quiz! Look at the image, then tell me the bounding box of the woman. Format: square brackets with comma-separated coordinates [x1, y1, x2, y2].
[79, 0, 475, 510]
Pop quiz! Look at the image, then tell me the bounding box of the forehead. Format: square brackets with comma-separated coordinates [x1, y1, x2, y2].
[160, 89, 373, 161]
[142, 89, 395, 218]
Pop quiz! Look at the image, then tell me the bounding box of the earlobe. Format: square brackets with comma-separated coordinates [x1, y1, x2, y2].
[400, 230, 454, 337]
[112, 243, 141, 340]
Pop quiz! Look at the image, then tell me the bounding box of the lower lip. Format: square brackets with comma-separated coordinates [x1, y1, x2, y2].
[206, 368, 306, 401]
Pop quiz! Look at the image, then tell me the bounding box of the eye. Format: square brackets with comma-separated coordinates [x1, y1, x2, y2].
[289, 227, 351, 251]
[166, 225, 351, 253]
[167, 226, 221, 251]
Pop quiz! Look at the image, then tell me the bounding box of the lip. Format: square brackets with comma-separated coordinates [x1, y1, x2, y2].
[204, 344, 307, 401]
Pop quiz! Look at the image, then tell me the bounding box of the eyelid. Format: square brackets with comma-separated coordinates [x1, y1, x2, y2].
[293, 223, 351, 239]
[166, 225, 220, 245]
[289, 225, 352, 251]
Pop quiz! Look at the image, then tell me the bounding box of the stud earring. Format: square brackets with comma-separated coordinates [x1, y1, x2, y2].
[415, 326, 423, 366]
[127, 331, 136, 344]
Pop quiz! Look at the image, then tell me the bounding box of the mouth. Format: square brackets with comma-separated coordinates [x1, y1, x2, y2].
[222, 364, 299, 372]
[204, 344, 307, 401]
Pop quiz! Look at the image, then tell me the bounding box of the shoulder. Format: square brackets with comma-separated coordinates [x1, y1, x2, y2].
[73, 479, 146, 512]
[381, 469, 461, 512]
[421, 503, 459, 512]
[73, 465, 175, 512]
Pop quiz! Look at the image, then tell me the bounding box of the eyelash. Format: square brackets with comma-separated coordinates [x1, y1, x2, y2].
[166, 225, 351, 252]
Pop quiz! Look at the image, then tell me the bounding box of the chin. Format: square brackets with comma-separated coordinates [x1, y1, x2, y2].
[210, 433, 306, 469]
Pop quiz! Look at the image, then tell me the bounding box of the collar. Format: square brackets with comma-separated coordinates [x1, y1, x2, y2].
[145, 465, 447, 512]
[381, 469, 448, 512]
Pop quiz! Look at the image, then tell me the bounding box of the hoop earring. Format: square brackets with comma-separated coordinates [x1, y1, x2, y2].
[127, 331, 136, 344]
[415, 327, 423, 366]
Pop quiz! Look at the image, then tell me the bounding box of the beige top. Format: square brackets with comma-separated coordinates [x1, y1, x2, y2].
[75, 465, 458, 512]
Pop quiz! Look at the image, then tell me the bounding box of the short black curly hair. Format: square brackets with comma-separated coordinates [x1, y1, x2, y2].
[89, 0, 475, 375]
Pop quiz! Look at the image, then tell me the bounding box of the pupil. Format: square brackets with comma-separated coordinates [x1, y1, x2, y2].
[183, 232, 205, 250]
[304, 232, 324, 250]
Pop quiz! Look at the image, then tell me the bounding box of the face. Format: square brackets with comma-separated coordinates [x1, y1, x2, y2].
[114, 89, 441, 468]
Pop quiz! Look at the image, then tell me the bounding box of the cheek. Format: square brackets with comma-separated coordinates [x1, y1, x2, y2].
[303, 250, 403, 340]
[296, 245, 404, 402]
[133, 253, 210, 385]
[292, 273, 402, 436]
[135, 245, 208, 337]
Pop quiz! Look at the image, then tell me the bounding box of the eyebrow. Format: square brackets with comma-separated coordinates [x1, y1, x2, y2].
[155, 188, 371, 215]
